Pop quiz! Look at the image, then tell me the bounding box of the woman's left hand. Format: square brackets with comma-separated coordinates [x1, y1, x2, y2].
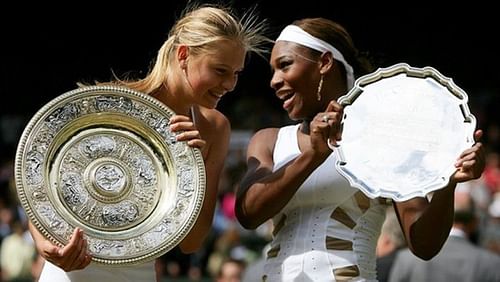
[169, 115, 206, 149]
[450, 129, 486, 184]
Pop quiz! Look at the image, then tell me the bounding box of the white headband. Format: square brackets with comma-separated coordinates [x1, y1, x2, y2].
[276, 25, 354, 89]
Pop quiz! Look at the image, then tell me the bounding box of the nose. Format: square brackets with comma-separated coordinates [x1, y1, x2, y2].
[222, 74, 238, 92]
[270, 71, 282, 91]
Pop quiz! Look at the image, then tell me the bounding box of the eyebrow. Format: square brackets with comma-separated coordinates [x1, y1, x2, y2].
[269, 54, 290, 71]
[214, 62, 244, 73]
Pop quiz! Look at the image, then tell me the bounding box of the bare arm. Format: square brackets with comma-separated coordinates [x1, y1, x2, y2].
[394, 130, 486, 260]
[236, 101, 343, 229]
[170, 113, 230, 253]
[235, 128, 330, 229]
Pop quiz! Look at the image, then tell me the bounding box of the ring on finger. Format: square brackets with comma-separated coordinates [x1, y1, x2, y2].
[322, 115, 329, 123]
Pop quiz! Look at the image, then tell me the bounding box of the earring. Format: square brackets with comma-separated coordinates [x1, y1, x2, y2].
[316, 74, 324, 101]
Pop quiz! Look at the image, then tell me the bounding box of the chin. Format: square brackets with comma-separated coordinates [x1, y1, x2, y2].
[203, 101, 218, 109]
[287, 111, 302, 121]
[210, 101, 219, 108]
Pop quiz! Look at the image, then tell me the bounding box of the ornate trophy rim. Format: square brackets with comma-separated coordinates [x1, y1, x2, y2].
[15, 85, 206, 265]
[335, 63, 476, 201]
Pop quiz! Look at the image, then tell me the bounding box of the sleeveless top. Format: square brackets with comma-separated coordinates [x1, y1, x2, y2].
[39, 260, 155, 282]
[262, 124, 389, 282]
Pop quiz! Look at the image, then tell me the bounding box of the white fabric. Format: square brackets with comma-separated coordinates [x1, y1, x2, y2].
[38, 260, 156, 282]
[449, 227, 467, 239]
[276, 25, 355, 89]
[263, 124, 386, 281]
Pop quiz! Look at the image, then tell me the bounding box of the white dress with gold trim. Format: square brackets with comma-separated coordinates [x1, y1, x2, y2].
[263, 124, 388, 282]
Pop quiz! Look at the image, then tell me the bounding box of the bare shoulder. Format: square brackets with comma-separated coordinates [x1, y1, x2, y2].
[196, 108, 230, 153]
[247, 127, 280, 158]
[198, 107, 230, 132]
[250, 127, 280, 143]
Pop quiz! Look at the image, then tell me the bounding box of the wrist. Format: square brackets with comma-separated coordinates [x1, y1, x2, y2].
[301, 148, 330, 167]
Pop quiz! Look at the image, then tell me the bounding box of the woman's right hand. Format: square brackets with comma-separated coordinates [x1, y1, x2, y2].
[169, 114, 206, 149]
[36, 227, 92, 271]
[310, 100, 343, 155]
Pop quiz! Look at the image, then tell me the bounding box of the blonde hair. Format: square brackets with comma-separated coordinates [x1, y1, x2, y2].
[116, 4, 270, 94]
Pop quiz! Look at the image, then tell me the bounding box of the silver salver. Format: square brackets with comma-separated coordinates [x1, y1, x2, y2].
[335, 63, 476, 201]
[15, 85, 206, 265]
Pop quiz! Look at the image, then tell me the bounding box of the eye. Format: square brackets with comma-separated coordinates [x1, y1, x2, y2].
[215, 68, 227, 75]
[277, 59, 292, 70]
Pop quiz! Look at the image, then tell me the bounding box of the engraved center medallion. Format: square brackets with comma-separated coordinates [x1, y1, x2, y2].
[94, 163, 126, 195]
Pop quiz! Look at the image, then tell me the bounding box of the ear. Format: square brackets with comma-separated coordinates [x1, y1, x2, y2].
[177, 45, 189, 69]
[318, 51, 335, 74]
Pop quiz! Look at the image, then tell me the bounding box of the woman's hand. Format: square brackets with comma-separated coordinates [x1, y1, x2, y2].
[37, 227, 92, 271]
[310, 100, 343, 154]
[450, 129, 486, 184]
[169, 115, 206, 149]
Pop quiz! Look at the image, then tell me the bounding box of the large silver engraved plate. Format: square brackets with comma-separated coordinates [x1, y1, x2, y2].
[335, 63, 476, 201]
[15, 86, 206, 265]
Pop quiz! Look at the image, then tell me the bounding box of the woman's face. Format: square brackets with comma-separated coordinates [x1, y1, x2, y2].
[186, 40, 245, 109]
[270, 41, 322, 120]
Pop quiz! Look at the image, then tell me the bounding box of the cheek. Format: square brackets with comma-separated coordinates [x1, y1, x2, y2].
[190, 71, 216, 92]
[287, 63, 314, 84]
[289, 70, 315, 94]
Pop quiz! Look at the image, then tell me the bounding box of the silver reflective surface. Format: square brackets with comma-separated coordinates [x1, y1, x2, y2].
[335, 63, 476, 201]
[15, 86, 206, 265]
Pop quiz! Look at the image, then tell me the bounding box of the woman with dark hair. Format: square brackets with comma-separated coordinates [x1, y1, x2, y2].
[235, 18, 485, 281]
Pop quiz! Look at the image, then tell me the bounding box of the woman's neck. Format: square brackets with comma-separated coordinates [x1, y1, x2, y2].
[299, 120, 311, 135]
[152, 87, 192, 116]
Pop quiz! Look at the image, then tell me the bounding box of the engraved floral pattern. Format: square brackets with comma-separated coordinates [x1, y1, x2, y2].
[16, 86, 205, 264]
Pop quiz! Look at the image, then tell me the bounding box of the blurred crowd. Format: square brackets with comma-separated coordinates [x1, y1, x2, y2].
[0, 90, 498, 282]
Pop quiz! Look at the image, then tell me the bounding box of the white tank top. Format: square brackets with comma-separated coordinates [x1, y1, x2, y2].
[263, 124, 388, 282]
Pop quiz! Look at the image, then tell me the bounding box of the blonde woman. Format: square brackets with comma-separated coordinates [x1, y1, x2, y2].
[30, 3, 269, 282]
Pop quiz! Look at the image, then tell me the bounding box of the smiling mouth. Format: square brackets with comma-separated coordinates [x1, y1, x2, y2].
[282, 92, 295, 110]
[282, 92, 294, 101]
[210, 92, 224, 99]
